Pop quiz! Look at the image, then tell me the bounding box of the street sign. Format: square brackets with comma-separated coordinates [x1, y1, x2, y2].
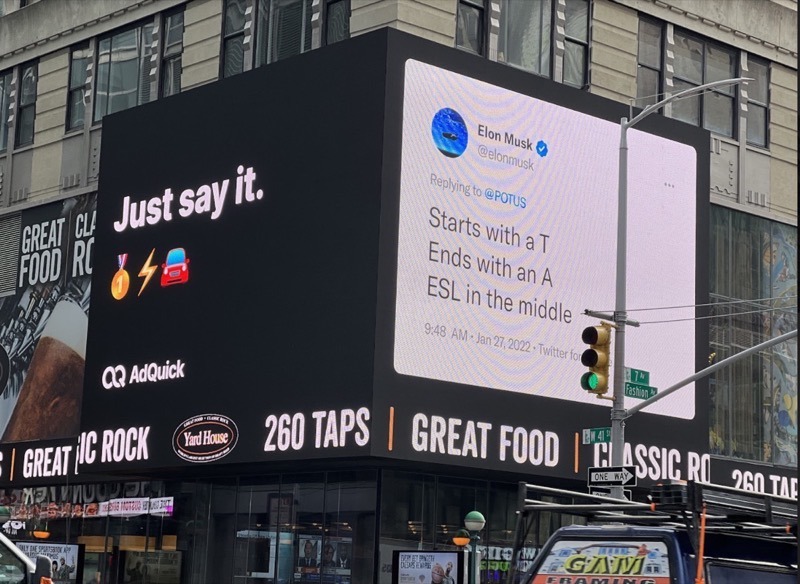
[625, 381, 658, 400]
[625, 367, 650, 385]
[582, 427, 611, 445]
[590, 487, 632, 500]
[587, 465, 638, 487]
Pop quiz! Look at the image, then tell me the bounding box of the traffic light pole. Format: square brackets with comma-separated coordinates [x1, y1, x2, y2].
[609, 119, 629, 501]
[609, 77, 751, 500]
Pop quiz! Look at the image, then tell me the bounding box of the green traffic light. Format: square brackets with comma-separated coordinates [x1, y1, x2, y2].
[581, 372, 599, 390]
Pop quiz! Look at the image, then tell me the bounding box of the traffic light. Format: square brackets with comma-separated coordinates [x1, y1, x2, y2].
[580, 322, 612, 394]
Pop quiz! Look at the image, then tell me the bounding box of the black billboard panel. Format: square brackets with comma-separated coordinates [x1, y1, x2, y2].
[80, 32, 388, 472]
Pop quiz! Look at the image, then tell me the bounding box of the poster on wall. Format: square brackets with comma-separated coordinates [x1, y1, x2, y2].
[297, 535, 321, 573]
[0, 193, 95, 444]
[123, 550, 182, 584]
[15, 541, 84, 583]
[392, 550, 463, 584]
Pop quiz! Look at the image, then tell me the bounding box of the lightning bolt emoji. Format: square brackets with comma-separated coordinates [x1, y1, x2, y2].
[138, 248, 157, 296]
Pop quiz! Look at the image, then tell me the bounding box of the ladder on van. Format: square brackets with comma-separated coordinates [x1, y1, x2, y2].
[506, 480, 798, 582]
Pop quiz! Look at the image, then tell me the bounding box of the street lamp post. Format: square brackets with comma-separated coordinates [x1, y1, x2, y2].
[463, 511, 485, 584]
[609, 77, 751, 500]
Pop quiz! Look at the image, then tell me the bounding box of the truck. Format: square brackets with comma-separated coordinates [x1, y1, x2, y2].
[508, 481, 797, 584]
[0, 530, 44, 584]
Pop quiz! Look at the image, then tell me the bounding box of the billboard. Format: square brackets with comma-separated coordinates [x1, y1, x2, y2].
[0, 193, 95, 445]
[78, 31, 387, 473]
[0, 194, 95, 486]
[75, 28, 719, 486]
[394, 60, 697, 417]
[370, 31, 711, 485]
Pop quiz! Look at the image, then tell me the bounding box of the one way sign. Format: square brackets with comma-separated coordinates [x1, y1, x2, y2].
[587, 466, 637, 487]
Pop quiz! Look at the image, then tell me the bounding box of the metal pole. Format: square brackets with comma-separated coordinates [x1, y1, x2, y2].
[470, 535, 478, 584]
[625, 329, 797, 418]
[607, 77, 750, 500]
[610, 119, 629, 500]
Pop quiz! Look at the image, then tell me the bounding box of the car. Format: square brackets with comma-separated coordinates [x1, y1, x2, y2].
[160, 248, 190, 287]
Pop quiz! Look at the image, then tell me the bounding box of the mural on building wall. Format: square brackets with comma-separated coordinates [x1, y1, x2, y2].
[0, 194, 95, 443]
[764, 223, 797, 466]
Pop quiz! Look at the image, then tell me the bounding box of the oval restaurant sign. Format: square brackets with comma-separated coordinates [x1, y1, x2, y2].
[173, 414, 239, 463]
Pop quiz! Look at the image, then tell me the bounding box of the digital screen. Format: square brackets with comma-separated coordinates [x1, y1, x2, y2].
[78, 33, 388, 473]
[395, 60, 698, 419]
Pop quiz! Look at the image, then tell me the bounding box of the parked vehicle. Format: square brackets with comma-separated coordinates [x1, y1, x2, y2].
[509, 481, 797, 584]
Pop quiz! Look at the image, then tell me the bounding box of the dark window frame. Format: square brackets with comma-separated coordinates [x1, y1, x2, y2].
[636, 15, 664, 109]
[66, 42, 90, 131]
[0, 69, 11, 152]
[92, 18, 156, 123]
[498, 0, 555, 79]
[672, 28, 739, 138]
[745, 55, 769, 148]
[456, 0, 487, 56]
[15, 60, 37, 147]
[321, 0, 350, 46]
[160, 6, 185, 97]
[222, 0, 248, 78]
[562, 0, 590, 89]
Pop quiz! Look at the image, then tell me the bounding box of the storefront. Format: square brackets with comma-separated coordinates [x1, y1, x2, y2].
[0, 28, 794, 584]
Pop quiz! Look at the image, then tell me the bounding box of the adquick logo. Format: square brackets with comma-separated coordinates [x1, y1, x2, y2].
[431, 108, 468, 158]
[101, 360, 185, 389]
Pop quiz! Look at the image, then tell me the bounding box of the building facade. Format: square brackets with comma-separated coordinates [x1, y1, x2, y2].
[0, 1, 796, 584]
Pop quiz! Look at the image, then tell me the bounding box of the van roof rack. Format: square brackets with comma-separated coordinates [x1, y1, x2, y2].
[507, 480, 797, 582]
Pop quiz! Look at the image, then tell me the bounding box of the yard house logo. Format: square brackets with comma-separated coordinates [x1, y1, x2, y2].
[173, 414, 238, 463]
[431, 108, 468, 158]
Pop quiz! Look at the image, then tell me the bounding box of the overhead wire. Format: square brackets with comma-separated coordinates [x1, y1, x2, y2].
[638, 304, 798, 325]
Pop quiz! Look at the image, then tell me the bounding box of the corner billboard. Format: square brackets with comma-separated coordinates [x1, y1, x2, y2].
[78, 29, 712, 487]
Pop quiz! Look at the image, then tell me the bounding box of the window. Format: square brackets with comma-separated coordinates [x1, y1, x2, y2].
[255, 0, 314, 67]
[497, 0, 588, 86]
[0, 70, 11, 150]
[456, 0, 485, 55]
[498, 0, 552, 77]
[562, 0, 589, 88]
[267, 0, 313, 62]
[672, 30, 736, 137]
[323, 0, 349, 45]
[746, 57, 769, 148]
[223, 0, 247, 77]
[709, 206, 797, 466]
[94, 23, 154, 121]
[637, 18, 662, 108]
[67, 43, 90, 130]
[161, 8, 185, 97]
[15, 61, 37, 146]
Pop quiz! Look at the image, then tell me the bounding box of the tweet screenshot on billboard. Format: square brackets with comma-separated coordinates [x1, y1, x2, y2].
[394, 60, 698, 419]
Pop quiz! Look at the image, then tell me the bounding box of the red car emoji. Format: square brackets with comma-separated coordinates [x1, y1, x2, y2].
[161, 247, 190, 286]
